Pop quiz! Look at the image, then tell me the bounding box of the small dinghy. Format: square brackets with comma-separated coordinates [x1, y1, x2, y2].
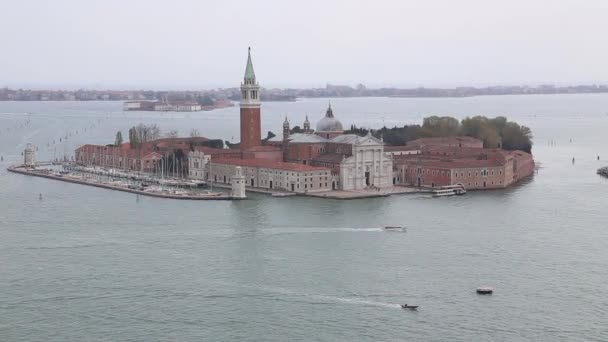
[476, 286, 494, 295]
[401, 304, 418, 310]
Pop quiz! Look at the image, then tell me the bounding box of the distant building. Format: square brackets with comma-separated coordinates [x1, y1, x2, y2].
[153, 102, 202, 112]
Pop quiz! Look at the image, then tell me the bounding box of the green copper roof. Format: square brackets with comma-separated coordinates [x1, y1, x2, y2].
[244, 47, 256, 80]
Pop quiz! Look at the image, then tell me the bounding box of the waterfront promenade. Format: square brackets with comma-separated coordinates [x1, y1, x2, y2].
[8, 163, 430, 201]
[7, 165, 238, 201]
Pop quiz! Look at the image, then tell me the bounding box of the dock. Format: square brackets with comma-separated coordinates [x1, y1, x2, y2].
[7, 165, 240, 201]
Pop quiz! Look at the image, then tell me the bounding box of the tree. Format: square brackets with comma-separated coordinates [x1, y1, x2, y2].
[190, 129, 201, 137]
[461, 116, 501, 148]
[114, 131, 123, 146]
[422, 116, 460, 137]
[197, 95, 214, 106]
[165, 130, 179, 139]
[501, 122, 533, 153]
[128, 127, 139, 148]
[261, 131, 276, 145]
[128, 123, 161, 148]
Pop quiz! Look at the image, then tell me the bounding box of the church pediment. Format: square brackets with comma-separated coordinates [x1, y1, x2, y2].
[357, 135, 383, 146]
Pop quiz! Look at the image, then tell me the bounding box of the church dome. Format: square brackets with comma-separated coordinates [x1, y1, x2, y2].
[316, 104, 343, 132]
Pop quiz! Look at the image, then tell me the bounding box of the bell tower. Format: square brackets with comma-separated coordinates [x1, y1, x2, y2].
[282, 116, 290, 162]
[303, 115, 310, 133]
[240, 47, 262, 150]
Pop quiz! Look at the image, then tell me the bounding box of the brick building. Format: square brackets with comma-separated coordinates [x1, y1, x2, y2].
[393, 142, 534, 190]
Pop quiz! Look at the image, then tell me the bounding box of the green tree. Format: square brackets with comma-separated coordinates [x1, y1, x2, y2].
[501, 122, 533, 153]
[128, 127, 139, 148]
[114, 131, 123, 146]
[422, 116, 460, 137]
[197, 95, 214, 106]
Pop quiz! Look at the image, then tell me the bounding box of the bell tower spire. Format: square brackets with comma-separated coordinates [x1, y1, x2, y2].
[239, 47, 262, 150]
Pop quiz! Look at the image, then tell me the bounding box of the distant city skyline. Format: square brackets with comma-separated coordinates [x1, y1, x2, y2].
[2, 0, 608, 89]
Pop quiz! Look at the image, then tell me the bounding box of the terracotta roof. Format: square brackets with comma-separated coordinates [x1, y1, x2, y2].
[384, 145, 420, 152]
[245, 145, 281, 152]
[193, 146, 241, 156]
[407, 136, 483, 146]
[312, 153, 345, 163]
[75, 144, 153, 159]
[211, 158, 330, 172]
[398, 157, 503, 168]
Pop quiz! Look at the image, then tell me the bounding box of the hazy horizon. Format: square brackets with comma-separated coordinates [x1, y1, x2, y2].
[2, 0, 607, 90]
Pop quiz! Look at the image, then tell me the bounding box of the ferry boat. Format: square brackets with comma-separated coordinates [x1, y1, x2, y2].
[432, 184, 466, 197]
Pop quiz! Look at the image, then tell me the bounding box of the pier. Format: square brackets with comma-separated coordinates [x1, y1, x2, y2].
[7, 165, 240, 201]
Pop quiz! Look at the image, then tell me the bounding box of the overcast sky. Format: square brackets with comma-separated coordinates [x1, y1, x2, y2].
[1, 0, 607, 90]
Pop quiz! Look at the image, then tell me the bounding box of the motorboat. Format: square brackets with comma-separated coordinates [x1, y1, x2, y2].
[476, 286, 494, 295]
[401, 304, 418, 310]
[384, 226, 406, 232]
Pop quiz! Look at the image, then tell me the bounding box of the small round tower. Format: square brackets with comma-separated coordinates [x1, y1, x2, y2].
[231, 166, 247, 198]
[24, 143, 36, 167]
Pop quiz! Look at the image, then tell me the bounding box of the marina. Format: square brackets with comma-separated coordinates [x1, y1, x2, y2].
[7, 164, 236, 200]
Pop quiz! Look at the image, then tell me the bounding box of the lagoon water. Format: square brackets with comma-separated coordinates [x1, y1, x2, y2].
[1, 95, 608, 341]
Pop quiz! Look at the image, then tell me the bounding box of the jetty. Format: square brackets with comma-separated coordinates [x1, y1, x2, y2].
[7, 165, 241, 201]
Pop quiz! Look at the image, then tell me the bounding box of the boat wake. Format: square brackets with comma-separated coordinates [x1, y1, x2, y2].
[239, 283, 400, 309]
[261, 227, 383, 235]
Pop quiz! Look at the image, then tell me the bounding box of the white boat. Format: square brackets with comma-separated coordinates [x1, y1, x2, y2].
[433, 184, 466, 197]
[476, 286, 494, 295]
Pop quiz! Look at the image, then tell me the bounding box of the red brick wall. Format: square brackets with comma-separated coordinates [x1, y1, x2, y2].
[240, 107, 261, 150]
[286, 144, 324, 163]
[451, 167, 506, 189]
[242, 149, 282, 162]
[399, 165, 452, 187]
